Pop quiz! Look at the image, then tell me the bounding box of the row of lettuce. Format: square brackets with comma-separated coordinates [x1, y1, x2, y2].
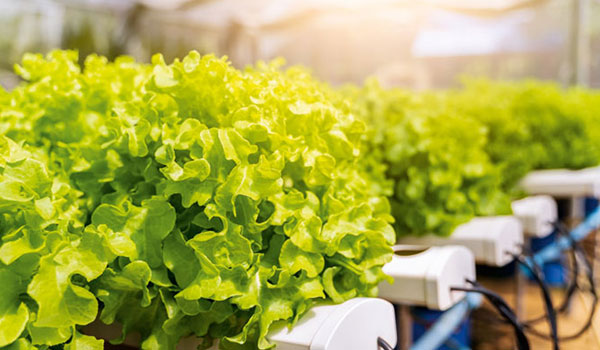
[344, 78, 600, 237]
[0, 51, 597, 350]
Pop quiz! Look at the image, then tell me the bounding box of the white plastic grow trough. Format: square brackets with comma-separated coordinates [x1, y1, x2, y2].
[378, 245, 475, 311]
[511, 195, 558, 238]
[519, 166, 600, 198]
[84, 298, 397, 350]
[397, 216, 524, 267]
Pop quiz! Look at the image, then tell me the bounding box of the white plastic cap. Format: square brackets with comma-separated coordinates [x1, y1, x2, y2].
[379, 245, 475, 310]
[268, 298, 397, 350]
[511, 195, 557, 238]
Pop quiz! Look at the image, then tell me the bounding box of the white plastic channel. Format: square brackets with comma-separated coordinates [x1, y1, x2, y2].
[397, 216, 524, 267]
[519, 166, 600, 198]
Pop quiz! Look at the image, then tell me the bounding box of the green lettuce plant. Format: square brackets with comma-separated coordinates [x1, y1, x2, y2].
[0, 51, 395, 349]
[340, 80, 511, 238]
[448, 79, 600, 190]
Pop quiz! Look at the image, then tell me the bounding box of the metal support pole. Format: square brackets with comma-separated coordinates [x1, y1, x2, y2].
[515, 254, 526, 319]
[396, 304, 413, 350]
[569, 0, 590, 86]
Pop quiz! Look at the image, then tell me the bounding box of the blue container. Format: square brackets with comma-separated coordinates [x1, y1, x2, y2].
[585, 197, 599, 216]
[411, 307, 470, 350]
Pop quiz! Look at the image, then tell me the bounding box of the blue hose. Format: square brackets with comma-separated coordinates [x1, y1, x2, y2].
[528, 205, 600, 267]
[410, 293, 483, 350]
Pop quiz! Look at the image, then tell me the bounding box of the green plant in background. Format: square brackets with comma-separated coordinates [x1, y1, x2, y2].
[340, 77, 600, 239]
[0, 51, 395, 350]
[448, 78, 600, 191]
[563, 87, 600, 164]
[340, 79, 511, 238]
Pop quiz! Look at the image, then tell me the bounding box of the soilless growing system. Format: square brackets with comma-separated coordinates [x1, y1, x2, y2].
[0, 50, 599, 350]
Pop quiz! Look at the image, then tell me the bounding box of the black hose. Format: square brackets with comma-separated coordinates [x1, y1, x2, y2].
[520, 243, 598, 341]
[512, 253, 559, 350]
[452, 280, 530, 350]
[377, 336, 395, 350]
[525, 222, 578, 325]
